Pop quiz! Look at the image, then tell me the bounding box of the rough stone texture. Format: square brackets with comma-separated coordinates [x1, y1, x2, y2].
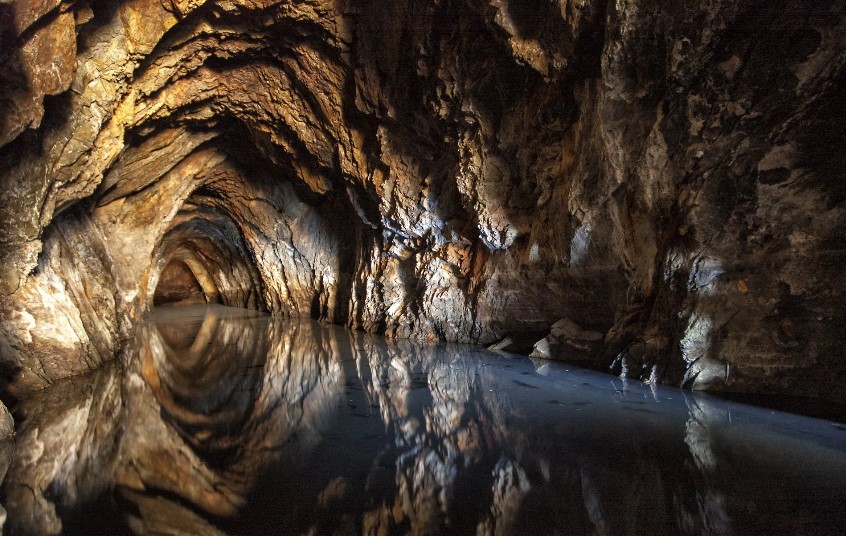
[153, 259, 208, 305]
[0, 400, 13, 535]
[1, 0, 845, 399]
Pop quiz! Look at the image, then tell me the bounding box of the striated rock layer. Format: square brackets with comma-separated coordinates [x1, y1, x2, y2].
[1, 0, 845, 399]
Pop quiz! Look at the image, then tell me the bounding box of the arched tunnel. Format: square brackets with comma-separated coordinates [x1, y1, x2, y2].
[11, 1, 846, 402]
[153, 259, 212, 307]
[2, 0, 846, 398]
[2, 0, 846, 533]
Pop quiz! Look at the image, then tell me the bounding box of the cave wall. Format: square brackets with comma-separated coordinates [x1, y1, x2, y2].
[1, 0, 845, 399]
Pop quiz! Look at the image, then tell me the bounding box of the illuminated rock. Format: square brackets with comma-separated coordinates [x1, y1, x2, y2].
[0, 0, 845, 400]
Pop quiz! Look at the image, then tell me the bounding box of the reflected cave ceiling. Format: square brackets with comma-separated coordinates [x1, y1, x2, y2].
[1, 0, 845, 400]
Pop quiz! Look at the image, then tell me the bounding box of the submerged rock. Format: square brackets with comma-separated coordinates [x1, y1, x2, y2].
[530, 318, 604, 364]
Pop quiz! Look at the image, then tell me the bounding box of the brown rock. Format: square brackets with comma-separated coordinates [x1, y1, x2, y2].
[0, 0, 844, 401]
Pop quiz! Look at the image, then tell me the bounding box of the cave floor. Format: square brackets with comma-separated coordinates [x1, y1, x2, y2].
[3, 305, 846, 535]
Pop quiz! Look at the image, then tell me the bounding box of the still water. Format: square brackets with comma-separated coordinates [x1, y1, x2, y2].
[3, 305, 846, 535]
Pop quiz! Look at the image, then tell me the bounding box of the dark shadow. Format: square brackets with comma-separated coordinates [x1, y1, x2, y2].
[153, 259, 207, 306]
[0, 2, 28, 147]
[502, 0, 561, 40]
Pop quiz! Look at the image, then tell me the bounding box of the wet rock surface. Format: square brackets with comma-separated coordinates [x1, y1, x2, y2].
[2, 305, 846, 535]
[1, 1, 846, 401]
[0, 401, 12, 535]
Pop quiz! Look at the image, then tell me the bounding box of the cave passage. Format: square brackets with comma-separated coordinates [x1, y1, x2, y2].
[1, 0, 845, 403]
[3, 305, 846, 535]
[153, 259, 211, 306]
[2, 1, 846, 533]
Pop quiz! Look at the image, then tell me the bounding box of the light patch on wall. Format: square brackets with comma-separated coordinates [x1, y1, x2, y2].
[569, 223, 592, 267]
[6, 310, 37, 344]
[33, 276, 86, 350]
[478, 220, 519, 251]
[124, 289, 139, 303]
[680, 313, 712, 366]
[529, 243, 540, 262]
[692, 256, 724, 296]
[680, 312, 729, 390]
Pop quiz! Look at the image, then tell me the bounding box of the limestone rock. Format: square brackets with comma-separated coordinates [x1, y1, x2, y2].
[0, 0, 844, 400]
[0, 401, 13, 522]
[530, 318, 604, 364]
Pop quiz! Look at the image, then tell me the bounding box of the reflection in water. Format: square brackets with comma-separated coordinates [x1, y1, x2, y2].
[3, 305, 846, 535]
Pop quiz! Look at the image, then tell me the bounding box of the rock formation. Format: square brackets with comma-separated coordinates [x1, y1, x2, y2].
[1, 0, 845, 399]
[0, 400, 12, 533]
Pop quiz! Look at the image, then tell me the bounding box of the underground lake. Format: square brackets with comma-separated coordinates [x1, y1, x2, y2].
[2, 305, 845, 535]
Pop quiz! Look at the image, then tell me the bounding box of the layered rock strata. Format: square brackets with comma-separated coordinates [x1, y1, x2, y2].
[1, 0, 845, 399]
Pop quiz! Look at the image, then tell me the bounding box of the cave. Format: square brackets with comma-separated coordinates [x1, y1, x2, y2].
[153, 259, 209, 305]
[1, 0, 846, 533]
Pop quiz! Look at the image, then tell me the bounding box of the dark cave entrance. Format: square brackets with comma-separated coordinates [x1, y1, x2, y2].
[153, 259, 209, 306]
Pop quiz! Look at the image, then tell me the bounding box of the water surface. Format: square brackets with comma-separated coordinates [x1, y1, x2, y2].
[3, 305, 846, 535]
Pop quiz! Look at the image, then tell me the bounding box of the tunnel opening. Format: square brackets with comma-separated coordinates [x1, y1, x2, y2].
[153, 259, 209, 306]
